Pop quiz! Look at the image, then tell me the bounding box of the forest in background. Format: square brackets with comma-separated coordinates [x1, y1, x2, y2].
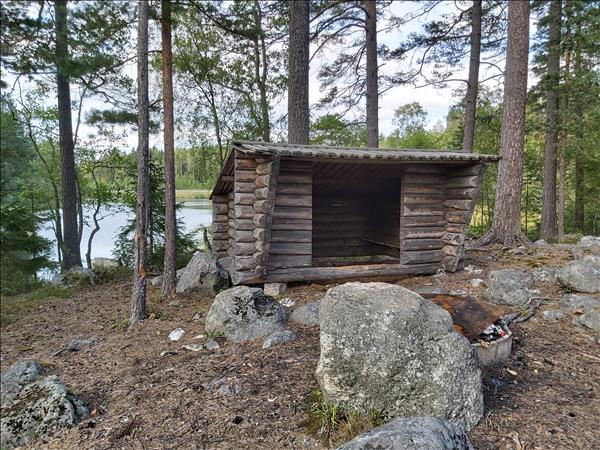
[1, 0, 599, 298]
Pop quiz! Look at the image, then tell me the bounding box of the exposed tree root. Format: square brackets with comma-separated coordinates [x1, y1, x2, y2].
[468, 229, 532, 249]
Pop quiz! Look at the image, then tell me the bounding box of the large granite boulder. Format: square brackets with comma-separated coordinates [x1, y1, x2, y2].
[579, 236, 600, 248]
[557, 255, 600, 294]
[484, 269, 533, 305]
[176, 252, 230, 297]
[290, 301, 320, 326]
[559, 294, 600, 313]
[573, 311, 600, 333]
[1, 363, 88, 449]
[337, 416, 473, 450]
[316, 282, 483, 431]
[205, 286, 287, 342]
[90, 257, 119, 271]
[50, 266, 95, 287]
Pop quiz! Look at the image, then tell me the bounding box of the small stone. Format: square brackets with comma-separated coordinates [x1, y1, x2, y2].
[279, 297, 295, 307]
[559, 294, 600, 313]
[464, 265, 483, 275]
[193, 334, 206, 340]
[264, 282, 287, 297]
[469, 278, 484, 287]
[558, 256, 600, 294]
[66, 338, 98, 351]
[168, 300, 182, 307]
[290, 301, 320, 326]
[542, 310, 565, 321]
[192, 312, 205, 321]
[450, 289, 468, 296]
[168, 328, 185, 342]
[262, 330, 298, 349]
[573, 311, 600, 333]
[182, 344, 203, 352]
[532, 267, 557, 283]
[534, 239, 548, 246]
[205, 340, 220, 351]
[149, 276, 163, 286]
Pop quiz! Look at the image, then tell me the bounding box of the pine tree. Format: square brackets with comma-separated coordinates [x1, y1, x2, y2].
[288, 0, 310, 144]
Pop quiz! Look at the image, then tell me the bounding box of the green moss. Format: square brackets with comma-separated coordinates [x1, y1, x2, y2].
[1, 286, 72, 328]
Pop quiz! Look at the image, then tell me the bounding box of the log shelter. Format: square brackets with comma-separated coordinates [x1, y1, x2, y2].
[210, 141, 500, 284]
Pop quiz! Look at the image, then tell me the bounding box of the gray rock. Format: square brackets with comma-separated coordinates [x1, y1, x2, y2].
[561, 233, 583, 244]
[337, 416, 473, 450]
[206, 377, 241, 396]
[90, 257, 118, 270]
[290, 301, 320, 326]
[559, 294, 600, 313]
[534, 239, 548, 246]
[579, 236, 600, 248]
[0, 374, 88, 449]
[149, 275, 163, 286]
[50, 266, 95, 287]
[316, 282, 483, 431]
[182, 343, 203, 352]
[573, 311, 600, 333]
[176, 252, 230, 297]
[532, 267, 557, 283]
[66, 338, 98, 351]
[557, 256, 600, 294]
[542, 310, 565, 321]
[1, 361, 45, 406]
[205, 340, 220, 351]
[485, 269, 533, 305]
[411, 285, 449, 296]
[469, 278, 485, 288]
[264, 282, 287, 297]
[205, 286, 287, 342]
[262, 330, 298, 349]
[279, 297, 295, 307]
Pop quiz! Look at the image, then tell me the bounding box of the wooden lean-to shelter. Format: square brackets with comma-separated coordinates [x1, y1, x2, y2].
[210, 141, 500, 285]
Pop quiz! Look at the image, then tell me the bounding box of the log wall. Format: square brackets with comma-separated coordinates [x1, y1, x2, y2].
[441, 163, 486, 271]
[400, 165, 446, 266]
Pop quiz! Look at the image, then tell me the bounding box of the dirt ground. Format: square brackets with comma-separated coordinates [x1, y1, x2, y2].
[1, 245, 599, 450]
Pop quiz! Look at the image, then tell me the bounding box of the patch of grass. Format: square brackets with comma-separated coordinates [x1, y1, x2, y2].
[206, 329, 225, 339]
[95, 265, 131, 283]
[0, 285, 72, 328]
[175, 189, 211, 200]
[302, 389, 386, 448]
[111, 316, 131, 331]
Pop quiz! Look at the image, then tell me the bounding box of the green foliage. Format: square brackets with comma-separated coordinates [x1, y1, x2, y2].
[113, 158, 197, 271]
[310, 114, 366, 146]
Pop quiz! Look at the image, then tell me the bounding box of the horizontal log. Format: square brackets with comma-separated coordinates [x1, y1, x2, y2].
[313, 237, 371, 248]
[444, 188, 475, 200]
[443, 244, 464, 257]
[234, 242, 257, 255]
[212, 231, 228, 240]
[234, 230, 255, 243]
[235, 219, 255, 231]
[235, 158, 257, 170]
[213, 202, 229, 215]
[446, 225, 467, 234]
[213, 214, 228, 223]
[445, 175, 481, 189]
[403, 165, 445, 174]
[403, 174, 445, 185]
[402, 184, 443, 194]
[272, 218, 312, 231]
[443, 232, 465, 246]
[212, 195, 230, 204]
[446, 164, 482, 177]
[402, 205, 444, 217]
[278, 173, 312, 184]
[235, 256, 255, 271]
[280, 160, 313, 171]
[212, 241, 229, 252]
[254, 199, 268, 214]
[256, 162, 273, 175]
[401, 249, 445, 264]
[269, 242, 312, 255]
[276, 183, 312, 195]
[271, 230, 312, 243]
[275, 194, 312, 207]
[253, 227, 268, 241]
[234, 192, 255, 206]
[273, 206, 312, 220]
[402, 216, 446, 227]
[255, 174, 271, 188]
[313, 246, 385, 258]
[402, 193, 444, 204]
[446, 211, 470, 224]
[401, 239, 444, 251]
[269, 254, 312, 269]
[212, 222, 228, 233]
[264, 263, 439, 283]
[235, 169, 256, 182]
[234, 181, 256, 194]
[400, 226, 446, 239]
[234, 205, 255, 219]
[443, 199, 472, 211]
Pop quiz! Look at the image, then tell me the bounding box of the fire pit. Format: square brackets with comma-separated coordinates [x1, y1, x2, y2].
[472, 330, 513, 366]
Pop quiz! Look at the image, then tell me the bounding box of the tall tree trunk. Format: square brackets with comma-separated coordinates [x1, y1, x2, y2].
[573, 23, 584, 231]
[365, 0, 378, 148]
[254, 0, 270, 142]
[288, 0, 310, 145]
[558, 0, 572, 240]
[476, 0, 530, 247]
[540, 0, 561, 242]
[462, 0, 482, 153]
[55, 0, 81, 269]
[130, 0, 150, 328]
[161, 0, 177, 298]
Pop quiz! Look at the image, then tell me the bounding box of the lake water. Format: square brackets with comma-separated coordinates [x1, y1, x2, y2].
[39, 200, 212, 264]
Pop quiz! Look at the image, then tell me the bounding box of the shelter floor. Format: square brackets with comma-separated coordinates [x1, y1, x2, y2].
[1, 245, 599, 450]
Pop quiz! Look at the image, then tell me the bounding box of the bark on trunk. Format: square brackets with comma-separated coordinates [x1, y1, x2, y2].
[540, 0, 561, 242]
[161, 0, 177, 298]
[574, 23, 584, 232]
[287, 0, 310, 145]
[476, 0, 530, 247]
[55, 0, 81, 269]
[462, 0, 482, 153]
[558, 0, 573, 240]
[254, 1, 270, 142]
[365, 0, 378, 148]
[130, 0, 150, 328]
